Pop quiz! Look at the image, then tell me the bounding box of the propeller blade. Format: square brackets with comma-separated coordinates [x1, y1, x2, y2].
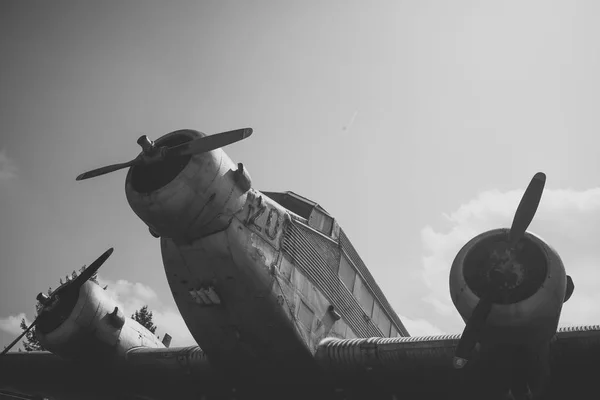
[164, 128, 253, 158]
[76, 159, 138, 181]
[509, 172, 546, 246]
[1, 248, 113, 356]
[453, 297, 493, 368]
[1, 317, 39, 356]
[71, 248, 114, 290]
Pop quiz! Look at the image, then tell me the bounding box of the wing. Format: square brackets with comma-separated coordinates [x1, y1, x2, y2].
[0, 351, 84, 399]
[0, 347, 221, 400]
[315, 325, 600, 399]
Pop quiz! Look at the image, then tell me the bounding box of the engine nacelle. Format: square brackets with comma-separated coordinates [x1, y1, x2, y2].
[125, 129, 252, 243]
[35, 280, 164, 362]
[449, 228, 567, 345]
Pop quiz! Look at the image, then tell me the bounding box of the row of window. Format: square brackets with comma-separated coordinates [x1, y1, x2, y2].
[279, 223, 400, 338]
[287, 258, 361, 341]
[305, 205, 400, 337]
[339, 253, 400, 338]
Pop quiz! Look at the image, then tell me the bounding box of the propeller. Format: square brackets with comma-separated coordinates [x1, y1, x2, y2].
[509, 172, 546, 247]
[0, 248, 114, 356]
[76, 128, 253, 181]
[453, 172, 546, 369]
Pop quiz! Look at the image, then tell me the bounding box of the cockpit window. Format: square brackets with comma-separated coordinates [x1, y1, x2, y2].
[308, 208, 333, 236]
[262, 191, 334, 236]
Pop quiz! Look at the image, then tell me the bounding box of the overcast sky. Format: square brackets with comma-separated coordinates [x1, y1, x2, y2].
[2, 0, 600, 350]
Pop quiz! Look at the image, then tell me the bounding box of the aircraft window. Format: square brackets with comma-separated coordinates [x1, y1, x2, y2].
[298, 301, 314, 332]
[262, 192, 314, 219]
[308, 208, 333, 236]
[390, 326, 399, 337]
[372, 302, 392, 337]
[339, 255, 356, 291]
[280, 256, 294, 282]
[353, 276, 374, 316]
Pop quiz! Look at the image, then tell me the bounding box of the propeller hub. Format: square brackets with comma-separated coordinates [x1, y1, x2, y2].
[463, 232, 548, 304]
[130, 130, 196, 194]
[76, 127, 252, 182]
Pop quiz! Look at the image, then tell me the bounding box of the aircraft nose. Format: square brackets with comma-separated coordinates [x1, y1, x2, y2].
[125, 130, 250, 241]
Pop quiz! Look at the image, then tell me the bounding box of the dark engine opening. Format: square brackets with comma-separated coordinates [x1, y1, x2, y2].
[36, 286, 81, 334]
[130, 130, 200, 194]
[463, 235, 548, 304]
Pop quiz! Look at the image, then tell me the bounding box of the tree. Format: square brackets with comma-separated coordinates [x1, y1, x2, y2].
[79, 265, 99, 284]
[20, 318, 45, 351]
[131, 305, 157, 334]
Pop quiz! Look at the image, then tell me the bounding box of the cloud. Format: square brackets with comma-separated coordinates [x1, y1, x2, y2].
[399, 314, 444, 337]
[419, 186, 600, 334]
[1, 278, 196, 350]
[0, 313, 29, 336]
[0, 149, 17, 180]
[97, 277, 196, 347]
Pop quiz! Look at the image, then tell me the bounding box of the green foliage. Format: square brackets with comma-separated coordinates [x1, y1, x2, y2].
[79, 265, 99, 284]
[19, 318, 45, 351]
[131, 305, 157, 334]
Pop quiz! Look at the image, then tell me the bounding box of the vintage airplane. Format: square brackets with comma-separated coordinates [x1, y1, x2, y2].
[2, 128, 600, 400]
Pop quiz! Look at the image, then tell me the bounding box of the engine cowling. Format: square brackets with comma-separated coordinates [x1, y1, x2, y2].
[125, 129, 251, 243]
[449, 228, 567, 346]
[35, 280, 164, 362]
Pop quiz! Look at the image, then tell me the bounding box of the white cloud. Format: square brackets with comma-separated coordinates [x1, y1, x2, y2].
[97, 277, 196, 347]
[419, 186, 600, 334]
[1, 278, 196, 350]
[0, 313, 29, 336]
[399, 314, 444, 337]
[0, 149, 17, 180]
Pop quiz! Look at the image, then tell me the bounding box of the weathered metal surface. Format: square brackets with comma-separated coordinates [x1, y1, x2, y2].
[316, 325, 600, 371]
[339, 230, 409, 337]
[35, 281, 164, 362]
[282, 221, 384, 339]
[159, 192, 315, 375]
[311, 325, 600, 398]
[125, 130, 250, 244]
[240, 190, 285, 249]
[124, 346, 214, 376]
[275, 254, 351, 352]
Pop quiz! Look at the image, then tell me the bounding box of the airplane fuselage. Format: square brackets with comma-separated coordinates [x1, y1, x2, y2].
[124, 129, 408, 380]
[158, 193, 312, 372]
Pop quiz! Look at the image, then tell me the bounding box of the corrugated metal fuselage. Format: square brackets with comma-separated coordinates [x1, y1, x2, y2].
[159, 190, 317, 378]
[122, 130, 406, 382]
[158, 188, 395, 381]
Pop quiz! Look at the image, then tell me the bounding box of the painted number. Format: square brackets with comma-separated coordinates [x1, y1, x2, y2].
[245, 195, 281, 240]
[245, 199, 266, 232]
[265, 208, 281, 240]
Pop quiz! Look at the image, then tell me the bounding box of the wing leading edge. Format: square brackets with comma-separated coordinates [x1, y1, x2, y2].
[315, 325, 600, 398]
[3, 327, 600, 399]
[0, 346, 220, 400]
